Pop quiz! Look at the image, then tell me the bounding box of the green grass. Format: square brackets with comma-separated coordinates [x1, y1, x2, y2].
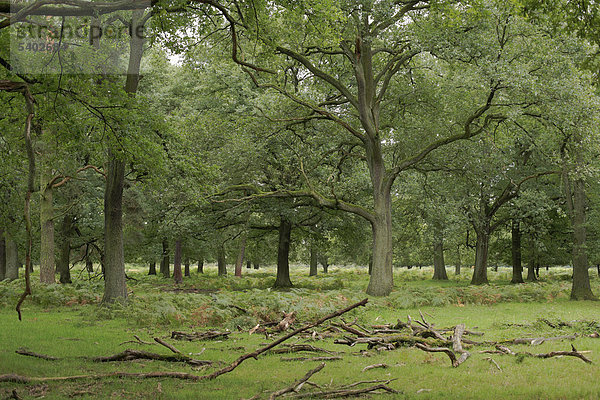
[1, 265, 600, 399]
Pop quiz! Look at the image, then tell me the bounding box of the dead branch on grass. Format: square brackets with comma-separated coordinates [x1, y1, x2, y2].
[93, 349, 212, 367]
[0, 371, 201, 384]
[171, 330, 231, 341]
[15, 348, 60, 361]
[483, 344, 592, 364]
[267, 363, 325, 399]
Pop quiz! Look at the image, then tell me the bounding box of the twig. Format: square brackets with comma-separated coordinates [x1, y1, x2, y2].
[483, 357, 502, 372]
[197, 298, 368, 381]
[268, 363, 325, 399]
[119, 335, 155, 346]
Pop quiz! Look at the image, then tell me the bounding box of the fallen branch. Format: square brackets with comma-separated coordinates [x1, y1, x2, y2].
[0, 371, 201, 383]
[15, 348, 59, 361]
[269, 344, 338, 355]
[268, 363, 325, 399]
[415, 343, 458, 367]
[197, 298, 368, 381]
[361, 363, 388, 372]
[483, 357, 502, 372]
[154, 337, 182, 354]
[93, 349, 212, 367]
[484, 344, 592, 364]
[119, 335, 155, 346]
[280, 356, 343, 362]
[285, 383, 398, 399]
[171, 330, 231, 341]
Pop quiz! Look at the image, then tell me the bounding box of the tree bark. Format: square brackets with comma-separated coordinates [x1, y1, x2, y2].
[309, 246, 318, 277]
[321, 256, 328, 273]
[39, 153, 55, 284]
[235, 233, 246, 277]
[148, 261, 156, 275]
[432, 231, 448, 280]
[471, 221, 490, 285]
[273, 216, 293, 289]
[197, 259, 204, 274]
[217, 243, 227, 276]
[173, 239, 182, 284]
[57, 215, 73, 284]
[0, 228, 5, 280]
[5, 234, 18, 281]
[160, 238, 170, 278]
[511, 219, 524, 284]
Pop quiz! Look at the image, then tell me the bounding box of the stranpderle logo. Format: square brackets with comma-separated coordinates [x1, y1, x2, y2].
[9, 0, 150, 75]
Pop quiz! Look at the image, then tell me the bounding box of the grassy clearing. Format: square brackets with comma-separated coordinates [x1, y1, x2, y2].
[1, 265, 600, 399]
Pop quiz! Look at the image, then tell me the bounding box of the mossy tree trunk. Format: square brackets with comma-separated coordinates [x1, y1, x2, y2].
[148, 261, 156, 275]
[471, 219, 491, 285]
[234, 233, 246, 277]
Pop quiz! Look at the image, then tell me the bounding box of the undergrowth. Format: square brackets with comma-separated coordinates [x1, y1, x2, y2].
[0, 265, 595, 330]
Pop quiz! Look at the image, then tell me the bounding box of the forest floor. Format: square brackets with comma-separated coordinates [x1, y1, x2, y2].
[1, 265, 600, 399]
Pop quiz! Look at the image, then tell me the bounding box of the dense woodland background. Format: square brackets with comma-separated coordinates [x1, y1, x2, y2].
[2, 0, 600, 304]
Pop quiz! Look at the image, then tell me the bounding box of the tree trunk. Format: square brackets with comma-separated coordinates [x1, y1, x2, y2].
[148, 261, 156, 275]
[570, 177, 594, 298]
[527, 259, 538, 282]
[173, 239, 182, 284]
[184, 258, 190, 277]
[246, 260, 251, 269]
[39, 155, 55, 284]
[57, 215, 73, 284]
[321, 256, 328, 273]
[273, 216, 293, 289]
[0, 229, 5, 280]
[235, 233, 246, 277]
[160, 238, 170, 278]
[217, 243, 227, 276]
[197, 259, 204, 274]
[309, 246, 318, 277]
[86, 259, 94, 273]
[432, 232, 448, 280]
[103, 148, 127, 303]
[511, 219, 524, 284]
[455, 244, 461, 275]
[471, 221, 490, 285]
[366, 186, 394, 296]
[5, 235, 19, 281]
[253, 262, 259, 270]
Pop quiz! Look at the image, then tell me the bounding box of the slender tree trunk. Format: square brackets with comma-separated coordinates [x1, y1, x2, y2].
[246, 260, 251, 269]
[39, 154, 55, 284]
[86, 259, 94, 273]
[217, 243, 227, 276]
[432, 231, 448, 280]
[309, 246, 318, 277]
[160, 238, 170, 278]
[511, 219, 524, 284]
[184, 258, 190, 277]
[148, 261, 156, 275]
[5, 235, 19, 281]
[173, 239, 182, 284]
[57, 215, 72, 284]
[471, 221, 490, 285]
[455, 244, 461, 275]
[526, 260, 538, 282]
[0, 229, 5, 280]
[197, 259, 204, 274]
[273, 216, 293, 289]
[235, 233, 246, 277]
[253, 262, 259, 270]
